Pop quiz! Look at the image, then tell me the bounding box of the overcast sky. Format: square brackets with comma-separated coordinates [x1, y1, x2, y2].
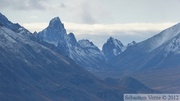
[1, 0, 180, 48]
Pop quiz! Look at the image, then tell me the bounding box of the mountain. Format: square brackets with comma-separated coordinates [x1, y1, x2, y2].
[36, 17, 67, 46]
[78, 39, 104, 61]
[0, 13, 161, 100]
[102, 23, 180, 93]
[102, 37, 126, 61]
[112, 23, 180, 71]
[0, 16, 125, 101]
[36, 17, 108, 71]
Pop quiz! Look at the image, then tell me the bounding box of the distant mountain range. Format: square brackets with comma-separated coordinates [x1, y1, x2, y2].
[0, 13, 159, 101]
[92, 20, 180, 93]
[1, 11, 180, 99]
[108, 22, 180, 93]
[34, 14, 180, 74]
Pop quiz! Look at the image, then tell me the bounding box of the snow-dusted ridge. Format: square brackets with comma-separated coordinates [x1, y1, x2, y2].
[3, 12, 180, 72]
[36, 17, 109, 71]
[138, 23, 180, 52]
[112, 22, 180, 71]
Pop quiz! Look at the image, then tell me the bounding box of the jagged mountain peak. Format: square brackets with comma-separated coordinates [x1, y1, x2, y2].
[36, 16, 107, 71]
[102, 37, 126, 60]
[37, 17, 67, 46]
[44, 16, 66, 34]
[107, 37, 124, 48]
[67, 32, 78, 46]
[49, 17, 62, 27]
[47, 17, 66, 33]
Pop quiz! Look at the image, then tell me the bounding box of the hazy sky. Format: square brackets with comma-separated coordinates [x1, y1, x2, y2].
[1, 0, 180, 48]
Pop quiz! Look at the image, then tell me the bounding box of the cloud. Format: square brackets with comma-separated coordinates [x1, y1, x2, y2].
[63, 22, 176, 35]
[22, 21, 176, 35]
[79, 0, 97, 24]
[81, 9, 96, 24]
[59, 3, 66, 8]
[0, 0, 9, 9]
[22, 22, 48, 32]
[0, 0, 110, 24]
[0, 0, 47, 10]
[59, 0, 110, 24]
[28, 16, 39, 19]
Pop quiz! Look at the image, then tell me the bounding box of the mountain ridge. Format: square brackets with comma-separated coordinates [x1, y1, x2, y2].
[112, 22, 180, 71]
[0, 13, 160, 101]
[36, 17, 110, 71]
[0, 23, 120, 101]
